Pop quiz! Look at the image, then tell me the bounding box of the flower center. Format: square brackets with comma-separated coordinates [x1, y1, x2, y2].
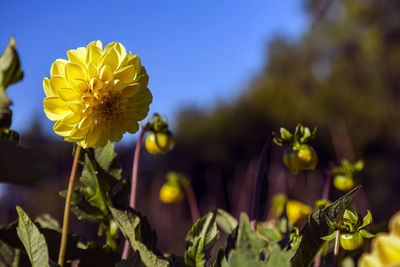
[95, 94, 124, 122]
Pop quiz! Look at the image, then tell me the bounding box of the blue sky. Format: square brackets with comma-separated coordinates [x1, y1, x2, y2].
[0, 0, 308, 144]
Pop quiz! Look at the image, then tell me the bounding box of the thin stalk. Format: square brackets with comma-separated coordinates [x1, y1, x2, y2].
[314, 169, 333, 267]
[183, 183, 200, 223]
[333, 229, 340, 267]
[58, 145, 82, 267]
[250, 134, 273, 230]
[122, 124, 149, 259]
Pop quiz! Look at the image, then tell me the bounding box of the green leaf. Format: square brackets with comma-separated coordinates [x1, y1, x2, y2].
[291, 187, 360, 267]
[0, 239, 31, 267]
[0, 140, 53, 186]
[226, 213, 267, 267]
[185, 210, 219, 267]
[35, 214, 60, 231]
[109, 206, 168, 267]
[256, 225, 281, 242]
[216, 209, 238, 234]
[265, 246, 291, 267]
[16, 206, 50, 267]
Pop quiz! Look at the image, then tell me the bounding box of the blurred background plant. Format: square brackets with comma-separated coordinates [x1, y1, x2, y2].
[1, 0, 400, 260]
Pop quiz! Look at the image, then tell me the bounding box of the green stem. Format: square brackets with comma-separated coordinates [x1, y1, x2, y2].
[58, 145, 82, 267]
[122, 124, 149, 259]
[333, 229, 340, 267]
[250, 134, 273, 230]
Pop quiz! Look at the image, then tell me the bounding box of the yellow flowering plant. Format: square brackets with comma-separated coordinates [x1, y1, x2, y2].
[43, 40, 152, 148]
[0, 36, 394, 267]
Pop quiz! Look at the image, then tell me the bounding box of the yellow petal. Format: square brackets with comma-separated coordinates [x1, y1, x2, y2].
[67, 47, 87, 67]
[100, 47, 119, 72]
[65, 62, 86, 82]
[125, 54, 141, 71]
[53, 120, 73, 137]
[375, 235, 400, 264]
[78, 116, 93, 130]
[50, 59, 68, 76]
[390, 212, 400, 237]
[86, 45, 102, 67]
[85, 126, 103, 147]
[122, 83, 140, 97]
[86, 62, 98, 80]
[43, 97, 70, 121]
[73, 79, 90, 93]
[68, 101, 84, 114]
[120, 117, 139, 133]
[61, 111, 80, 125]
[99, 65, 113, 82]
[58, 87, 81, 101]
[86, 40, 102, 50]
[50, 75, 69, 91]
[90, 78, 103, 92]
[114, 65, 136, 84]
[43, 78, 57, 97]
[358, 255, 383, 267]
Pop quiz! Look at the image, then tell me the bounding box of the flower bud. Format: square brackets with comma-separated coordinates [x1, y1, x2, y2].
[145, 130, 175, 155]
[159, 183, 185, 203]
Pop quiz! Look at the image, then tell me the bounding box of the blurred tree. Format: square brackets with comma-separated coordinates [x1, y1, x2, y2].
[168, 0, 400, 222]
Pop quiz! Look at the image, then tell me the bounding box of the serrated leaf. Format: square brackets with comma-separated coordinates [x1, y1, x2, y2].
[16, 206, 50, 267]
[0, 140, 53, 187]
[291, 187, 360, 267]
[109, 206, 168, 267]
[185, 211, 219, 267]
[227, 213, 267, 267]
[216, 209, 238, 234]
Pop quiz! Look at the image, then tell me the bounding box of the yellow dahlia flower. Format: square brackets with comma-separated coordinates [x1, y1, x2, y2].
[43, 41, 152, 148]
[359, 211, 400, 267]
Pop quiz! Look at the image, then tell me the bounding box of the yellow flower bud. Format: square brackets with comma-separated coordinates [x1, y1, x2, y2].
[145, 130, 175, 155]
[159, 184, 184, 203]
[286, 200, 312, 225]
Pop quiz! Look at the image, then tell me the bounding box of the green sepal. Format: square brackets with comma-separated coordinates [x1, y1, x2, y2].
[359, 229, 375, 239]
[321, 231, 337, 241]
[359, 210, 373, 230]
